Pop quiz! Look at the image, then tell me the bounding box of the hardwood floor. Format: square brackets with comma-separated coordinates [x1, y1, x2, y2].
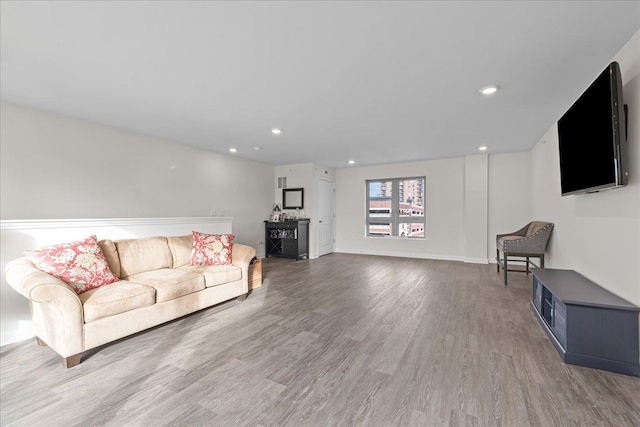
[1, 254, 639, 426]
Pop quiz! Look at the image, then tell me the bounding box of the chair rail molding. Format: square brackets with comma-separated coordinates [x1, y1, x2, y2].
[0, 216, 234, 230]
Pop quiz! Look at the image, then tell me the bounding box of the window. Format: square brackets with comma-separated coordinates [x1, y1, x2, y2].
[366, 177, 425, 238]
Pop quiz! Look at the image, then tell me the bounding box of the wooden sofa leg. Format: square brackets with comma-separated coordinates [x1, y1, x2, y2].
[36, 337, 47, 347]
[62, 354, 82, 368]
[237, 293, 248, 301]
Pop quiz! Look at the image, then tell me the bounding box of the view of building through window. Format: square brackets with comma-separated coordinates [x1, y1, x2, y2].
[366, 177, 425, 237]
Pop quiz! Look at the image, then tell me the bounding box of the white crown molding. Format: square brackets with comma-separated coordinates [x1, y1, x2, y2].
[0, 217, 234, 231]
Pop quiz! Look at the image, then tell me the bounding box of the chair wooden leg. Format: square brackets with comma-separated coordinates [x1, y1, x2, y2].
[36, 337, 47, 347]
[540, 255, 545, 269]
[526, 257, 530, 275]
[62, 353, 82, 368]
[496, 249, 500, 272]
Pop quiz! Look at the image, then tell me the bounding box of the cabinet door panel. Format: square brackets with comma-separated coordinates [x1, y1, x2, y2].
[282, 239, 298, 257]
[552, 297, 567, 348]
[533, 278, 543, 313]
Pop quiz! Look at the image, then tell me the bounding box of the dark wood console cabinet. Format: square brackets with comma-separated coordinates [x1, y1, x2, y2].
[265, 220, 309, 260]
[531, 268, 639, 377]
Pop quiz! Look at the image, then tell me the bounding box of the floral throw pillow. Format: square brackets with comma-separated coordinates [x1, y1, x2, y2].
[189, 232, 234, 266]
[24, 235, 119, 295]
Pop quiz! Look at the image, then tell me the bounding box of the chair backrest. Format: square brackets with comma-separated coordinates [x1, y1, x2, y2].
[526, 221, 551, 236]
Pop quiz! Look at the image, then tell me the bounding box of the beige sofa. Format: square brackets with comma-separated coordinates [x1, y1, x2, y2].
[4, 234, 256, 368]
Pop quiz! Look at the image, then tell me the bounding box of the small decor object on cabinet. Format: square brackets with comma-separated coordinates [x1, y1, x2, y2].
[264, 219, 309, 260]
[270, 204, 282, 222]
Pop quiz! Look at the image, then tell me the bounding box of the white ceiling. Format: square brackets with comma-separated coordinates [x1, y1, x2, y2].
[1, 1, 639, 169]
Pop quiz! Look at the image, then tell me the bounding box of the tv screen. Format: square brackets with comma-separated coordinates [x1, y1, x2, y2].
[557, 62, 627, 196]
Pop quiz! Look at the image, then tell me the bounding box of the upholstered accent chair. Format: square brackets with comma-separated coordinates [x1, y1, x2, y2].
[496, 221, 554, 286]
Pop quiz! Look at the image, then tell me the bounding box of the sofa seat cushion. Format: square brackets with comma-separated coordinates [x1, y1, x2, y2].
[178, 265, 241, 288]
[125, 269, 205, 303]
[79, 281, 156, 323]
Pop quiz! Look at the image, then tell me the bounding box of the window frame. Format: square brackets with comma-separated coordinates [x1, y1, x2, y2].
[365, 176, 425, 238]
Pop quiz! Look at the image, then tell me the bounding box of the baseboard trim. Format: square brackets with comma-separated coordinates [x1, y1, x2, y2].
[464, 257, 489, 264]
[335, 248, 464, 262]
[489, 256, 529, 264]
[1, 328, 34, 347]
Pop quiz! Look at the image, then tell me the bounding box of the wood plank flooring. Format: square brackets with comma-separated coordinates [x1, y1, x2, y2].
[1, 254, 639, 426]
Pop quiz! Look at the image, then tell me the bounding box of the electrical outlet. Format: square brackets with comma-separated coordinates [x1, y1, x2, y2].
[210, 209, 216, 216]
[219, 210, 225, 216]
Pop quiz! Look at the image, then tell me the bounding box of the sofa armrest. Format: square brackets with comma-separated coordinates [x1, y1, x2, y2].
[231, 244, 257, 294]
[4, 257, 84, 357]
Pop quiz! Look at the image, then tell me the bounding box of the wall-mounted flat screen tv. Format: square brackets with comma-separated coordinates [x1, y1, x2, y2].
[557, 61, 628, 196]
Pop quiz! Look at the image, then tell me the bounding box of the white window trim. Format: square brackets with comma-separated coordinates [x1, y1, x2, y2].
[366, 177, 425, 239]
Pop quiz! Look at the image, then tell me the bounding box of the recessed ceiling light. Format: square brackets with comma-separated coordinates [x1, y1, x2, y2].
[271, 128, 282, 135]
[348, 160, 355, 164]
[479, 85, 500, 95]
[479, 146, 488, 151]
[254, 147, 262, 151]
[229, 148, 237, 153]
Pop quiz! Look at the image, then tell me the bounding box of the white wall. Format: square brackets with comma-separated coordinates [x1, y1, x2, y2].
[488, 152, 531, 260]
[0, 103, 275, 345]
[335, 154, 528, 263]
[464, 154, 489, 263]
[530, 31, 640, 306]
[0, 103, 275, 249]
[335, 157, 466, 260]
[274, 162, 335, 258]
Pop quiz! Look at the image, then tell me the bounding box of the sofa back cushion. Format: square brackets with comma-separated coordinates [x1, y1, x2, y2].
[167, 235, 193, 269]
[98, 239, 120, 278]
[115, 237, 172, 278]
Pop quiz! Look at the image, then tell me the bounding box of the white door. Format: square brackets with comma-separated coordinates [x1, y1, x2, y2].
[317, 178, 335, 256]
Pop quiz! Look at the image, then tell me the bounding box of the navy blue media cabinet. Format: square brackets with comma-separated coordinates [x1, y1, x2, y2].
[531, 268, 640, 377]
